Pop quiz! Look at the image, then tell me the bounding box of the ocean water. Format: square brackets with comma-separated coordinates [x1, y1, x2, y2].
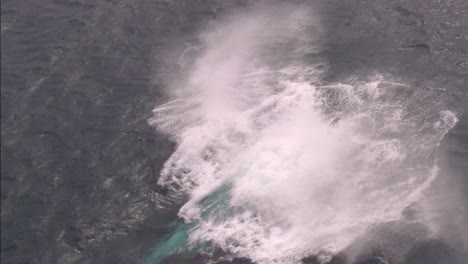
[1, 1, 467, 264]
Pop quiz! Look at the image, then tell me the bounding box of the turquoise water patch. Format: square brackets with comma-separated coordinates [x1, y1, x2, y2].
[142, 221, 191, 264]
[143, 168, 248, 263]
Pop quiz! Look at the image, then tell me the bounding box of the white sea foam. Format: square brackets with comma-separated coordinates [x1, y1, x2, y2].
[149, 4, 458, 263]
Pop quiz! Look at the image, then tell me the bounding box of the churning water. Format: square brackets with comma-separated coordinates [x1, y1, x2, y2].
[148, 4, 459, 263]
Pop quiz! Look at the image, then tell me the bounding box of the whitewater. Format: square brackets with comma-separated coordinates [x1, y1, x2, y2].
[147, 3, 459, 263]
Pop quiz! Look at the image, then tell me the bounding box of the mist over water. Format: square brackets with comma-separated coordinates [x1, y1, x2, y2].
[148, 3, 459, 263]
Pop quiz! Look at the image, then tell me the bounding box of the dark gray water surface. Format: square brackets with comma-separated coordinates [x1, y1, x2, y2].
[1, 0, 467, 263]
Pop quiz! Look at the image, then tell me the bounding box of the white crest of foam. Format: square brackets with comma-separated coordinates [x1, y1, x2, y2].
[149, 4, 459, 263]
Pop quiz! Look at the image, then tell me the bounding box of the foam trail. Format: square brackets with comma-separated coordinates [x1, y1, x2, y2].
[148, 3, 459, 263]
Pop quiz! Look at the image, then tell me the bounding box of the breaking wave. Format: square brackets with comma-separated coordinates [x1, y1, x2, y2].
[148, 4, 458, 263]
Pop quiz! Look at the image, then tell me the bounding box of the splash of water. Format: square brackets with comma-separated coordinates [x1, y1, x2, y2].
[148, 4, 458, 263]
